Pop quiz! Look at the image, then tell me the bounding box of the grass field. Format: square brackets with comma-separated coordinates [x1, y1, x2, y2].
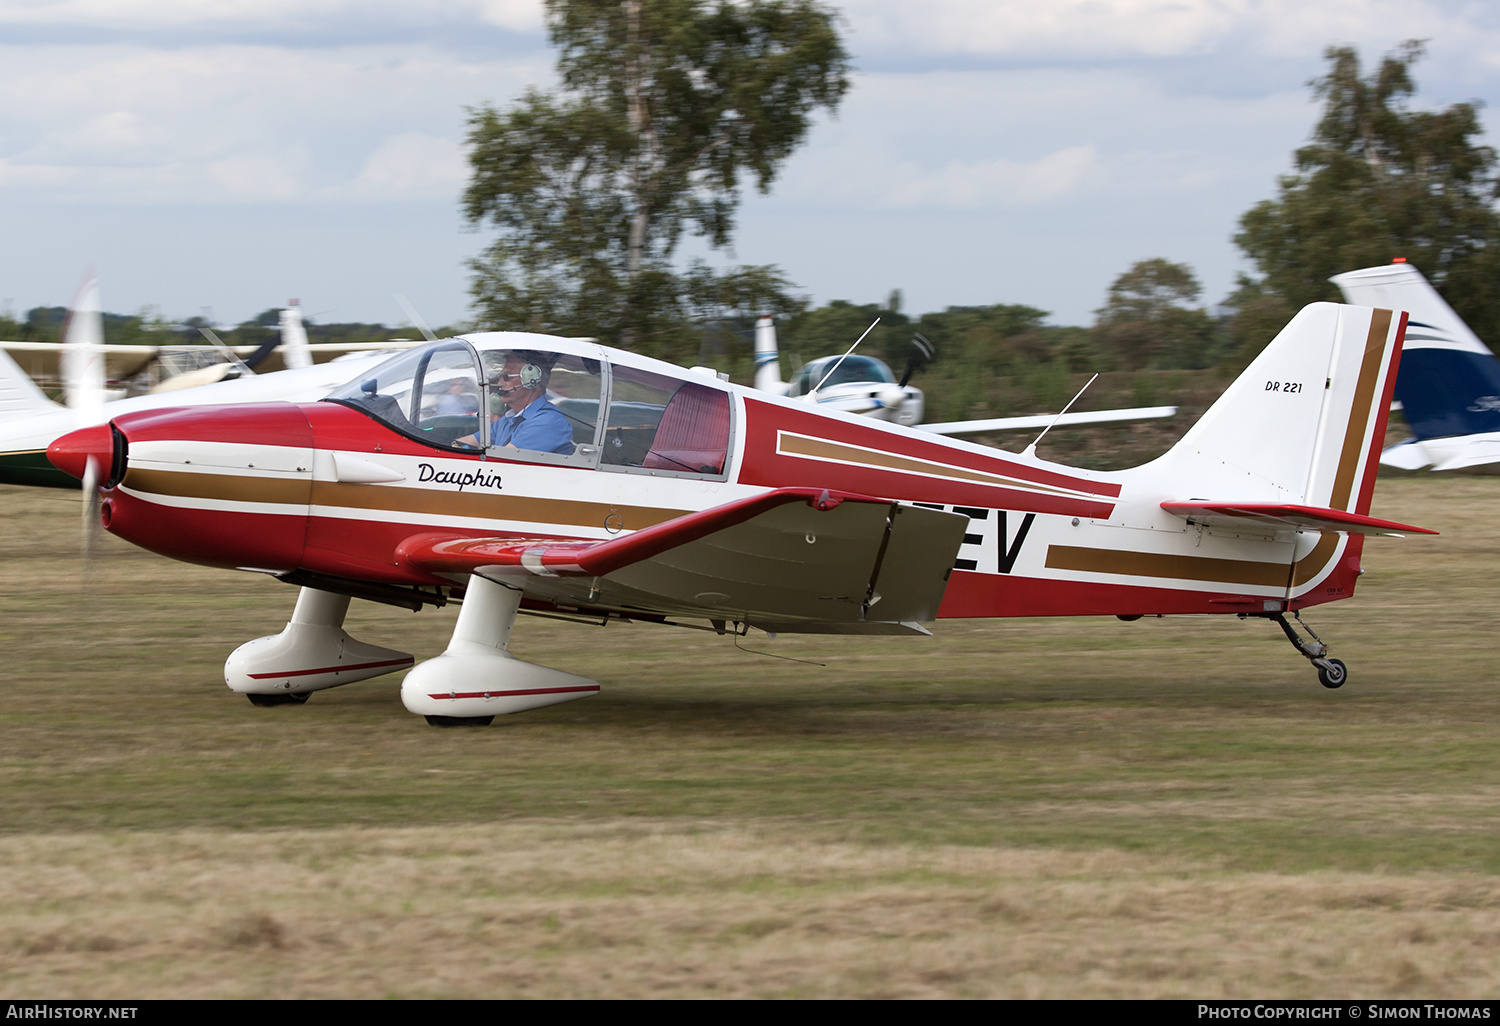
[1, 476, 1498, 998]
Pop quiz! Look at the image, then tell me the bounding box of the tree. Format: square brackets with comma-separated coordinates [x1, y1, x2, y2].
[464, 0, 849, 362]
[1234, 41, 1500, 344]
[1093, 259, 1215, 370]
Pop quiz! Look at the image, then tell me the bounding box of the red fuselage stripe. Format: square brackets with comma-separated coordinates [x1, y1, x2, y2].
[428, 685, 601, 699]
[247, 656, 414, 679]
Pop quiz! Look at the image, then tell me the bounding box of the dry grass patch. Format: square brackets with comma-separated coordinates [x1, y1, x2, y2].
[1, 823, 1498, 999]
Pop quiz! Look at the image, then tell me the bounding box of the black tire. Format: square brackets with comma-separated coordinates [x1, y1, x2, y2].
[425, 715, 494, 727]
[1317, 659, 1347, 689]
[246, 692, 309, 707]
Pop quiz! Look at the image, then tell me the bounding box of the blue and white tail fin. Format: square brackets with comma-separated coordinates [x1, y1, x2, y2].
[1152, 302, 1405, 517]
[1332, 262, 1500, 470]
[753, 316, 789, 395]
[279, 299, 313, 370]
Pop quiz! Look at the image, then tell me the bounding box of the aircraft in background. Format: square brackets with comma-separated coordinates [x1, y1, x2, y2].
[0, 280, 416, 488]
[47, 302, 1428, 726]
[1332, 261, 1500, 471]
[750, 316, 1177, 435]
[2, 297, 413, 397]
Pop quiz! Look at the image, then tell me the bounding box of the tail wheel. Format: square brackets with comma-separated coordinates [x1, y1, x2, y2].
[1317, 659, 1348, 689]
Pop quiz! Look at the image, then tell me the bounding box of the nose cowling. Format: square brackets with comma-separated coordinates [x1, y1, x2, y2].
[69, 402, 316, 572]
[47, 423, 115, 483]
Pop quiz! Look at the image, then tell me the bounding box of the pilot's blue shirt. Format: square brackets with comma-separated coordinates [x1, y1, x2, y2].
[490, 395, 574, 454]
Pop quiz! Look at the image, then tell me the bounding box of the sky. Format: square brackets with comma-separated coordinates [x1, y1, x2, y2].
[3, 1, 1500, 331]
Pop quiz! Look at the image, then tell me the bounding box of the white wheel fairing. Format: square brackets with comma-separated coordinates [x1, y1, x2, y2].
[226, 588, 413, 695]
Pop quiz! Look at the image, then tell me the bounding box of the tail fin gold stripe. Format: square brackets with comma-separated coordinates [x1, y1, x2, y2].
[1330, 308, 1392, 512]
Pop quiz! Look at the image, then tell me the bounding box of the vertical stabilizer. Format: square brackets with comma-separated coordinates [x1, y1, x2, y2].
[1331, 263, 1500, 445]
[1155, 302, 1404, 517]
[279, 300, 312, 370]
[754, 316, 787, 394]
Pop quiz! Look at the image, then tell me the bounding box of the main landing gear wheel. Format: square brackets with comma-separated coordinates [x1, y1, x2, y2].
[1316, 659, 1348, 689]
[246, 692, 309, 707]
[424, 715, 495, 727]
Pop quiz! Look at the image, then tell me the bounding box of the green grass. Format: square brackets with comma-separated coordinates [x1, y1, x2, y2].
[2, 478, 1497, 876]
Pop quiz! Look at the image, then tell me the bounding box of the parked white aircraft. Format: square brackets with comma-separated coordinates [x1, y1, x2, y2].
[2, 298, 412, 397]
[751, 316, 1176, 435]
[0, 282, 413, 488]
[1331, 261, 1500, 471]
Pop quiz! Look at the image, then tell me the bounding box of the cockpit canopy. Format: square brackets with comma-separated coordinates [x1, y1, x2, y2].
[323, 334, 734, 477]
[786, 355, 896, 397]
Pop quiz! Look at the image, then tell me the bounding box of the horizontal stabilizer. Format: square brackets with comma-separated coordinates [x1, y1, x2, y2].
[1380, 439, 1433, 470]
[399, 487, 969, 625]
[1161, 501, 1436, 537]
[918, 406, 1177, 435]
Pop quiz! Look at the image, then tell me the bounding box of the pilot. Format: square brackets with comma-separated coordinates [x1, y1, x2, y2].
[468, 351, 574, 455]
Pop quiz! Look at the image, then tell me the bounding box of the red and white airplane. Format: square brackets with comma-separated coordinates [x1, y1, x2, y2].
[47, 302, 1431, 726]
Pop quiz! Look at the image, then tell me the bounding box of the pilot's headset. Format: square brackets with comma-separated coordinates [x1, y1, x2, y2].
[486, 351, 547, 414]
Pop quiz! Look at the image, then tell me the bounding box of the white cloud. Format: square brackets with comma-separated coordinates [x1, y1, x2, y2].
[0, 41, 539, 203]
[841, 0, 1499, 61]
[0, 0, 545, 32]
[1, 0, 1498, 326]
[351, 132, 468, 200]
[886, 145, 1100, 208]
[205, 153, 304, 202]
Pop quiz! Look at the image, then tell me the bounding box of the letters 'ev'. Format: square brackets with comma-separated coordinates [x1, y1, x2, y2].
[47, 302, 1432, 725]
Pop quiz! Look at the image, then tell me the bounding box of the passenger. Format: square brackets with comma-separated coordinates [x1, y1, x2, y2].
[433, 377, 480, 416]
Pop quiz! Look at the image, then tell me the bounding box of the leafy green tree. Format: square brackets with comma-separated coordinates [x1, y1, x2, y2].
[782, 298, 910, 369]
[464, 0, 848, 362]
[1234, 40, 1500, 344]
[1094, 258, 1215, 370]
[913, 303, 1052, 373]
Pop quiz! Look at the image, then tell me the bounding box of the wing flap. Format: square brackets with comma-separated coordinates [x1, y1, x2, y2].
[399, 487, 970, 624]
[1161, 501, 1436, 537]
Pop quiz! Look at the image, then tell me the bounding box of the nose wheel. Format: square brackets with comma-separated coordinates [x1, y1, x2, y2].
[1270, 612, 1348, 689]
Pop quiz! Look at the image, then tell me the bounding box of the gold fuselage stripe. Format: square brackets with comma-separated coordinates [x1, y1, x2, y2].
[124, 467, 309, 505]
[121, 468, 685, 532]
[1046, 545, 1291, 588]
[1047, 523, 1339, 589]
[777, 433, 1099, 498]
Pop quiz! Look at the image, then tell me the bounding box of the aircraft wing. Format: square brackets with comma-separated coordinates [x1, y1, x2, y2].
[248, 341, 418, 372]
[1, 341, 161, 381]
[918, 406, 1177, 435]
[1160, 501, 1436, 537]
[398, 487, 970, 627]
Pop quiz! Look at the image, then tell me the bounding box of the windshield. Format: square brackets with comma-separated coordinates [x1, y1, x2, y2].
[323, 341, 484, 451]
[787, 355, 895, 396]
